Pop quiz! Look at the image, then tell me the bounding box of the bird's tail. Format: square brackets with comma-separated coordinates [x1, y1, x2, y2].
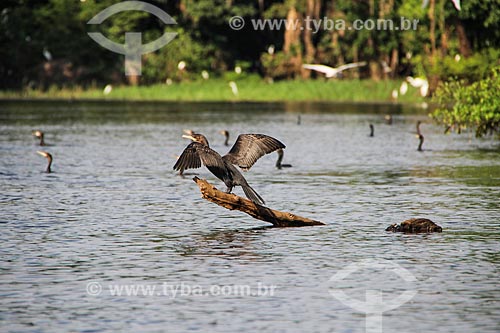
[242, 184, 265, 205]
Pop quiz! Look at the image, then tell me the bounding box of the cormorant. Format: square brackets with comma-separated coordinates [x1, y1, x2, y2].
[275, 148, 292, 169]
[33, 130, 46, 146]
[417, 134, 424, 151]
[220, 130, 230, 146]
[416, 120, 422, 135]
[37, 151, 52, 173]
[369, 124, 374, 137]
[174, 133, 285, 205]
[385, 115, 393, 125]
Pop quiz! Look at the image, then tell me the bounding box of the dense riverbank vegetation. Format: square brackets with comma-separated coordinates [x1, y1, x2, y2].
[1, 0, 499, 91]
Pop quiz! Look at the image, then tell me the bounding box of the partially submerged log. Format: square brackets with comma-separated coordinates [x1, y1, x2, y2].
[193, 177, 325, 227]
[386, 218, 442, 233]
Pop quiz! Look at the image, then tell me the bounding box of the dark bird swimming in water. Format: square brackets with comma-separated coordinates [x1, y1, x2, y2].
[37, 151, 52, 173]
[416, 120, 422, 135]
[417, 134, 424, 151]
[33, 130, 46, 146]
[369, 124, 374, 137]
[220, 130, 230, 146]
[275, 148, 292, 169]
[385, 114, 393, 125]
[174, 133, 285, 205]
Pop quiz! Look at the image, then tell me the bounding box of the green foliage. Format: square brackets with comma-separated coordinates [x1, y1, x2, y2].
[438, 49, 500, 82]
[1, 0, 500, 89]
[431, 67, 500, 137]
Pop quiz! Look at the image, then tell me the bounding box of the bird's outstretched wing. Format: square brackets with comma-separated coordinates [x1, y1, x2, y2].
[223, 134, 285, 171]
[173, 142, 225, 174]
[335, 62, 367, 72]
[302, 64, 336, 77]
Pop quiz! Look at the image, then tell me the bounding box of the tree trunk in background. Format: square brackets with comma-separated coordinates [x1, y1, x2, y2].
[428, 0, 437, 60]
[368, 0, 380, 80]
[438, 0, 448, 56]
[378, 0, 394, 18]
[258, 0, 264, 13]
[455, 18, 472, 58]
[328, 1, 344, 65]
[283, 7, 301, 53]
[302, 0, 317, 78]
[379, 0, 394, 80]
[283, 7, 302, 78]
[390, 48, 398, 78]
[127, 75, 139, 85]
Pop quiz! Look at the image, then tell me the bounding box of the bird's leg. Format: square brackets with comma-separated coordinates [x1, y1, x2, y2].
[225, 185, 233, 194]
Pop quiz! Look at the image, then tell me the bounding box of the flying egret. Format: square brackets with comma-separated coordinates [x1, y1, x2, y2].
[302, 62, 367, 78]
[422, 0, 460, 11]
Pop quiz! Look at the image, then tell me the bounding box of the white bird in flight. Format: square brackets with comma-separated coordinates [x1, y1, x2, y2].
[302, 62, 367, 78]
[422, 0, 460, 11]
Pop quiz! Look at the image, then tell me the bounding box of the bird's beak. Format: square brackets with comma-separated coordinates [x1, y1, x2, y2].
[182, 134, 195, 141]
[37, 151, 48, 157]
[183, 129, 194, 135]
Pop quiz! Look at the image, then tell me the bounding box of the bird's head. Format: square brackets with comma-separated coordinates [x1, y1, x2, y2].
[37, 151, 52, 160]
[182, 133, 209, 147]
[219, 130, 229, 137]
[33, 130, 43, 138]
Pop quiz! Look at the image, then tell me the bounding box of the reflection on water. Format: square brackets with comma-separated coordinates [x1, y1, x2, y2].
[0, 101, 499, 333]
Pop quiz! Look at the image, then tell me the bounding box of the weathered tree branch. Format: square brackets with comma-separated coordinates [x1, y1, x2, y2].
[193, 177, 326, 227]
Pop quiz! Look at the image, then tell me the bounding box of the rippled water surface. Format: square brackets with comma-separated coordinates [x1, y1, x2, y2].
[1, 101, 499, 333]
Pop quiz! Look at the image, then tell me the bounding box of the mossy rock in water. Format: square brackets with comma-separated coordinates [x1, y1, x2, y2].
[386, 218, 442, 233]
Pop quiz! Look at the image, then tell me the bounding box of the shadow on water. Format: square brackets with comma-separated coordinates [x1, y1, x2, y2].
[176, 226, 275, 258]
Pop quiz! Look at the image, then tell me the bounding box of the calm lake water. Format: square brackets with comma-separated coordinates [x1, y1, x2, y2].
[1, 100, 499, 333]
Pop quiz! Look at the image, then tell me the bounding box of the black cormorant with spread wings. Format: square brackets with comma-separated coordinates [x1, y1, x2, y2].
[174, 133, 285, 205]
